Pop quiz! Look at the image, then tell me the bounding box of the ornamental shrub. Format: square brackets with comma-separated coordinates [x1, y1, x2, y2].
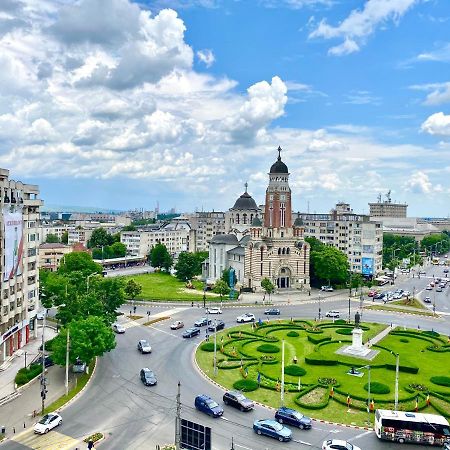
[257, 344, 279, 353]
[336, 328, 353, 335]
[430, 376, 450, 387]
[284, 365, 306, 376]
[334, 319, 346, 325]
[233, 379, 259, 392]
[307, 335, 331, 344]
[423, 330, 440, 338]
[287, 331, 299, 337]
[200, 342, 215, 352]
[400, 338, 409, 343]
[364, 382, 390, 394]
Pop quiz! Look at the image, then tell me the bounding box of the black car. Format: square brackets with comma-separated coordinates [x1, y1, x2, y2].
[182, 328, 201, 338]
[35, 355, 54, 368]
[140, 368, 157, 386]
[374, 293, 385, 300]
[275, 407, 312, 429]
[264, 308, 281, 315]
[208, 320, 225, 332]
[194, 317, 212, 327]
[223, 391, 254, 411]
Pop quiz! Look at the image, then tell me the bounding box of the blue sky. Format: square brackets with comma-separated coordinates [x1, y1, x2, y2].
[0, 0, 449, 216]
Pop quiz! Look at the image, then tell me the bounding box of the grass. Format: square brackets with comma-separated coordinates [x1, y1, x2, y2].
[391, 298, 427, 309]
[196, 320, 450, 426]
[364, 305, 436, 317]
[43, 360, 96, 415]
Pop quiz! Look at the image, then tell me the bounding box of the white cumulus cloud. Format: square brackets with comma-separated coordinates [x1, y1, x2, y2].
[421, 112, 450, 137]
[197, 49, 215, 67]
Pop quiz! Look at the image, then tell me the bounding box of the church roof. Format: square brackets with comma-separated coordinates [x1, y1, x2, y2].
[210, 234, 239, 245]
[294, 217, 304, 226]
[269, 146, 289, 174]
[231, 182, 258, 210]
[251, 216, 262, 226]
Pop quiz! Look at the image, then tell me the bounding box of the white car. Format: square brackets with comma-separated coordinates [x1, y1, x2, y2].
[325, 310, 340, 318]
[36, 311, 45, 320]
[321, 286, 334, 292]
[112, 323, 126, 334]
[236, 313, 255, 323]
[206, 307, 222, 314]
[402, 290, 411, 297]
[34, 413, 62, 434]
[322, 439, 361, 450]
[424, 297, 431, 303]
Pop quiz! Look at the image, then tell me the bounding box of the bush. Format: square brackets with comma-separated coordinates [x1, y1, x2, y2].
[423, 330, 440, 338]
[334, 319, 346, 325]
[364, 382, 390, 394]
[400, 338, 409, 343]
[257, 344, 279, 353]
[284, 365, 306, 376]
[14, 372, 28, 386]
[430, 376, 450, 387]
[336, 328, 353, 335]
[14, 363, 43, 386]
[233, 379, 259, 392]
[287, 331, 299, 337]
[84, 433, 103, 443]
[200, 342, 215, 352]
[307, 335, 331, 344]
[305, 357, 337, 366]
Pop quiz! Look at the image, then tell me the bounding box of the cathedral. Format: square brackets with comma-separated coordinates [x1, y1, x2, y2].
[208, 147, 310, 292]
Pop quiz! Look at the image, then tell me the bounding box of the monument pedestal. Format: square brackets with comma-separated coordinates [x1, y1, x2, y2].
[337, 327, 379, 360]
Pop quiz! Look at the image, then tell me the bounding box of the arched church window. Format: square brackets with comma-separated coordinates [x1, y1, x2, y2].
[286, 248, 290, 255]
[243, 213, 247, 224]
[260, 247, 264, 261]
[282, 248, 285, 255]
[278, 248, 281, 255]
[236, 214, 240, 224]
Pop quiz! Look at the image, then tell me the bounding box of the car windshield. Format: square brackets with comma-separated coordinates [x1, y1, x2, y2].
[345, 444, 354, 450]
[292, 411, 303, 420]
[206, 400, 219, 408]
[141, 340, 149, 346]
[145, 371, 154, 378]
[235, 393, 246, 401]
[38, 415, 52, 425]
[271, 422, 283, 431]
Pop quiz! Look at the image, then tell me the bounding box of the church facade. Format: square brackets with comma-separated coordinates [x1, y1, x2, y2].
[207, 147, 310, 292]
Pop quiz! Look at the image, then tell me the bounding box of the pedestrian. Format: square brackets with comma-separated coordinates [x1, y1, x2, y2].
[133, 305, 137, 314]
[87, 440, 94, 449]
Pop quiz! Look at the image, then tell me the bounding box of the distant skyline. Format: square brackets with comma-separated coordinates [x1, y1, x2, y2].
[0, 0, 449, 217]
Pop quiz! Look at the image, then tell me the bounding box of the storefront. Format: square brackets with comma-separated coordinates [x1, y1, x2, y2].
[0, 319, 30, 362]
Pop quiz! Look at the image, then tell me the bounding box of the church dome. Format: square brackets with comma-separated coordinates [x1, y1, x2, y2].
[269, 146, 289, 174]
[231, 183, 258, 210]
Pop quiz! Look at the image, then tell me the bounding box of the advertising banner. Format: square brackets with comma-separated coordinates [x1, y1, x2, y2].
[362, 257, 374, 276]
[3, 206, 24, 281]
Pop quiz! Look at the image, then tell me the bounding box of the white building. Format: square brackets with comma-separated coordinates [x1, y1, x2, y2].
[0, 168, 42, 362]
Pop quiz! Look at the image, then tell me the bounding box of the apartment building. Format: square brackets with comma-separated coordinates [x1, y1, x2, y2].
[0, 169, 42, 362]
[369, 192, 408, 218]
[40, 224, 69, 242]
[295, 202, 383, 276]
[68, 227, 94, 246]
[38, 243, 72, 271]
[185, 211, 226, 251]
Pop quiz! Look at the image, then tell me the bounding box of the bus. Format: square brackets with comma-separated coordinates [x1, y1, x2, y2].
[375, 409, 450, 446]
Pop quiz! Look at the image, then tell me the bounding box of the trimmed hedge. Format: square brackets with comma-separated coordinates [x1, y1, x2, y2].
[15, 363, 42, 386]
[305, 356, 337, 366]
[201, 342, 215, 352]
[257, 344, 280, 353]
[385, 363, 418, 374]
[287, 331, 299, 337]
[423, 330, 440, 338]
[364, 382, 390, 394]
[307, 335, 331, 344]
[284, 365, 306, 377]
[430, 376, 450, 387]
[399, 338, 409, 343]
[233, 379, 259, 392]
[336, 328, 353, 335]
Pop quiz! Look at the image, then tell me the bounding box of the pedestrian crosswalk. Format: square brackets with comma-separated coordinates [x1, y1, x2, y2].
[11, 429, 82, 449]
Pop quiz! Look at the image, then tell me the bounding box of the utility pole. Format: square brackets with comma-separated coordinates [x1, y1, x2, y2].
[213, 320, 218, 377]
[175, 381, 181, 450]
[367, 365, 371, 426]
[394, 353, 399, 411]
[65, 328, 70, 396]
[41, 311, 47, 414]
[348, 271, 352, 323]
[280, 340, 285, 406]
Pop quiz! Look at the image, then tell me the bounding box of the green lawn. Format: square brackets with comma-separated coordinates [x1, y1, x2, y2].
[196, 320, 450, 427]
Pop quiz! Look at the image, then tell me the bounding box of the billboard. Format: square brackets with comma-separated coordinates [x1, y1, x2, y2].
[181, 419, 211, 450]
[3, 206, 24, 281]
[361, 257, 374, 276]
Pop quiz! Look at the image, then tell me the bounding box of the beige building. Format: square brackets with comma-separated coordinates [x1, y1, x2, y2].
[38, 243, 72, 271]
[185, 211, 226, 251]
[68, 227, 93, 246]
[40, 224, 69, 242]
[369, 192, 408, 218]
[0, 168, 42, 362]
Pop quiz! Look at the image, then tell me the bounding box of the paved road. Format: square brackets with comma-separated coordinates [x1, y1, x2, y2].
[2, 297, 448, 450]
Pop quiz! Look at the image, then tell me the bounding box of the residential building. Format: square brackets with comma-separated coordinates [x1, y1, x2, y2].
[185, 211, 226, 251]
[38, 243, 72, 271]
[369, 192, 408, 218]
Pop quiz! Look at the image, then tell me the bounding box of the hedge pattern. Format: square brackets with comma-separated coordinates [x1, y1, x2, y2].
[364, 382, 390, 394]
[256, 344, 280, 353]
[430, 376, 450, 387]
[233, 379, 259, 392]
[284, 365, 306, 376]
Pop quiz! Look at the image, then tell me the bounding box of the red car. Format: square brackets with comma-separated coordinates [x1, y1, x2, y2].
[368, 290, 378, 297]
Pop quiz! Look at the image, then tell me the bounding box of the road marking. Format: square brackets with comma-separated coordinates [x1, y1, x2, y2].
[11, 429, 82, 449]
[350, 430, 373, 441]
[234, 444, 254, 450]
[293, 438, 312, 445]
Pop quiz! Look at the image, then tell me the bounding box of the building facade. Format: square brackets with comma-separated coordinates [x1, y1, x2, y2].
[369, 192, 408, 218]
[0, 169, 41, 362]
[186, 211, 226, 252]
[38, 243, 72, 271]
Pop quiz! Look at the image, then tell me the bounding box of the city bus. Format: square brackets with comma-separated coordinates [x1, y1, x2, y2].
[375, 409, 450, 446]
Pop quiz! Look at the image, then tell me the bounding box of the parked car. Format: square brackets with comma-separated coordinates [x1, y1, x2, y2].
[321, 286, 334, 292]
[137, 339, 152, 354]
[424, 297, 431, 303]
[208, 320, 225, 332]
[112, 323, 126, 334]
[374, 293, 385, 300]
[206, 307, 222, 314]
[426, 285, 433, 291]
[182, 328, 201, 338]
[264, 308, 281, 315]
[253, 419, 292, 442]
[36, 311, 45, 320]
[275, 407, 312, 429]
[72, 359, 86, 373]
[367, 290, 378, 297]
[140, 368, 157, 386]
[322, 439, 361, 450]
[436, 287, 443, 292]
[392, 292, 403, 300]
[325, 310, 340, 318]
[236, 313, 255, 323]
[223, 391, 254, 411]
[444, 268, 449, 273]
[194, 317, 211, 327]
[402, 290, 411, 297]
[34, 413, 62, 434]
[170, 321, 184, 330]
[194, 394, 223, 418]
[35, 355, 54, 368]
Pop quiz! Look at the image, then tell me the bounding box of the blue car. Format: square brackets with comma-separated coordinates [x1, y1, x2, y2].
[183, 328, 201, 338]
[194, 317, 211, 327]
[275, 407, 312, 429]
[253, 419, 292, 442]
[195, 395, 224, 418]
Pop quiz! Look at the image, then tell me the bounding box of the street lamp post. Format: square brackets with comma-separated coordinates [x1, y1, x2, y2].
[86, 272, 98, 292]
[213, 319, 218, 377]
[40, 307, 47, 414]
[348, 271, 352, 323]
[203, 282, 207, 309]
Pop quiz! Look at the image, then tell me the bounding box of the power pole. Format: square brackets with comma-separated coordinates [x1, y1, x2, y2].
[41, 311, 47, 414]
[394, 354, 399, 411]
[175, 381, 181, 450]
[65, 328, 70, 396]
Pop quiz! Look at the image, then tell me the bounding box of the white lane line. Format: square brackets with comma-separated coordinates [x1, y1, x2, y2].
[293, 438, 312, 445]
[350, 430, 373, 441]
[234, 445, 254, 450]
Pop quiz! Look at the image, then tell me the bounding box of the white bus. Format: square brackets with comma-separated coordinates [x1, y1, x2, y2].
[375, 409, 450, 446]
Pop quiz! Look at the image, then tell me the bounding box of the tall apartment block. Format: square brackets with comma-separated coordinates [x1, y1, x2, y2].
[0, 169, 41, 362]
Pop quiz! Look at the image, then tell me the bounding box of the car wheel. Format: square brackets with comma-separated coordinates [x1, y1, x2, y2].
[278, 418, 283, 424]
[256, 430, 262, 435]
[398, 438, 405, 444]
[299, 424, 304, 430]
[278, 436, 284, 442]
[240, 406, 245, 412]
[45, 428, 49, 434]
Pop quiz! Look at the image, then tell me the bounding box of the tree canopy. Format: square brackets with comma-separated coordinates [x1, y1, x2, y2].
[149, 243, 173, 271]
[87, 227, 115, 248]
[213, 279, 230, 299]
[222, 267, 237, 287]
[61, 231, 69, 244]
[261, 277, 275, 301]
[58, 252, 102, 277]
[45, 233, 60, 243]
[124, 279, 142, 300]
[174, 251, 206, 281]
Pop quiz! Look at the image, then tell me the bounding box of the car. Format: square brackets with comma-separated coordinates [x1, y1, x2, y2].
[206, 307, 222, 314]
[321, 286, 334, 292]
[236, 313, 255, 323]
[424, 297, 431, 303]
[112, 323, 126, 334]
[72, 359, 86, 373]
[170, 321, 184, 330]
[395, 289, 403, 295]
[374, 293, 385, 300]
[264, 308, 281, 315]
[275, 406, 312, 429]
[419, 270, 426, 275]
[367, 290, 378, 297]
[440, 283, 446, 288]
[140, 368, 157, 386]
[322, 439, 361, 450]
[208, 320, 225, 332]
[34, 413, 62, 434]
[325, 310, 340, 318]
[194, 317, 211, 327]
[392, 293, 403, 300]
[182, 328, 201, 338]
[430, 282, 435, 287]
[402, 290, 411, 297]
[253, 419, 292, 442]
[137, 339, 152, 354]
[36, 311, 45, 320]
[194, 394, 223, 418]
[35, 355, 54, 368]
[444, 269, 449, 273]
[223, 391, 255, 411]
[436, 287, 443, 292]
[426, 285, 433, 291]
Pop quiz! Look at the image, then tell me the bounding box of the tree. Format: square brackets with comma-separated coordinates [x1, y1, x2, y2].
[305, 236, 324, 253]
[51, 316, 116, 365]
[175, 252, 200, 281]
[45, 234, 59, 243]
[110, 242, 127, 258]
[122, 225, 137, 231]
[310, 245, 349, 286]
[125, 279, 142, 300]
[58, 252, 102, 277]
[261, 277, 275, 302]
[222, 267, 237, 287]
[61, 231, 69, 244]
[213, 279, 230, 301]
[87, 228, 114, 249]
[149, 243, 172, 270]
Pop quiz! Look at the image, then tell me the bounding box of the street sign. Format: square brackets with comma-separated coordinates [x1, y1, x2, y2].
[181, 418, 211, 450]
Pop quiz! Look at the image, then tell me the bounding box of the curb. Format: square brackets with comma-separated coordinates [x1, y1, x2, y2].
[363, 307, 441, 320]
[192, 340, 374, 432]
